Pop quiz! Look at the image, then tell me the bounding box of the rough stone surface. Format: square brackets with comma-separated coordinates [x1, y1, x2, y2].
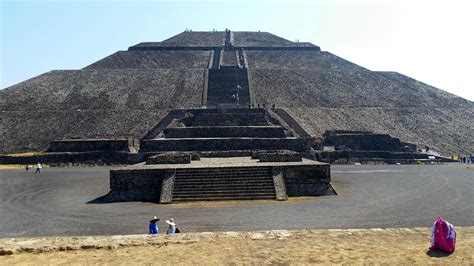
[2, 30, 472, 156]
[283, 165, 333, 196]
[107, 158, 329, 203]
[48, 139, 139, 153]
[140, 138, 308, 153]
[85, 50, 211, 69]
[132, 31, 225, 48]
[159, 172, 175, 204]
[321, 130, 415, 152]
[257, 152, 303, 162]
[106, 169, 168, 202]
[0, 69, 203, 153]
[247, 58, 474, 155]
[271, 168, 288, 200]
[146, 153, 191, 164]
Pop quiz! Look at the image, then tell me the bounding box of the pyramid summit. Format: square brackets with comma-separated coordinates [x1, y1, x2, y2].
[1, 30, 473, 155]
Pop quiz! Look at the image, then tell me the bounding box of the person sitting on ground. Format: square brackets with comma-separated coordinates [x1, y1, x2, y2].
[149, 216, 160, 235]
[166, 218, 178, 234]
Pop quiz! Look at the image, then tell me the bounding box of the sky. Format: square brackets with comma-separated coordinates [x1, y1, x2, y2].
[1, 0, 473, 101]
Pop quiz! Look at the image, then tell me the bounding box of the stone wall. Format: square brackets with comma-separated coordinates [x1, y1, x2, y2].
[319, 150, 431, 164]
[140, 138, 308, 152]
[254, 151, 302, 162]
[106, 163, 332, 203]
[283, 165, 333, 196]
[322, 132, 405, 151]
[0, 69, 203, 153]
[163, 126, 286, 138]
[106, 169, 173, 202]
[182, 112, 268, 127]
[84, 51, 211, 69]
[146, 153, 191, 164]
[48, 139, 139, 152]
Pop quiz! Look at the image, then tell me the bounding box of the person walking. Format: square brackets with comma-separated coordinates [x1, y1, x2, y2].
[35, 162, 42, 173]
[25, 164, 30, 173]
[166, 218, 177, 234]
[149, 216, 160, 235]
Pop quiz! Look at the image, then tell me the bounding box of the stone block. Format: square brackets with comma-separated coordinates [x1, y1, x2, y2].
[283, 165, 332, 196]
[48, 139, 138, 153]
[257, 151, 302, 162]
[146, 153, 191, 164]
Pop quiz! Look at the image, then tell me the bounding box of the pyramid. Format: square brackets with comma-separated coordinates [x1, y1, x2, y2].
[1, 30, 473, 155]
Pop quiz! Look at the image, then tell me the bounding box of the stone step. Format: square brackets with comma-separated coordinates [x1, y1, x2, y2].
[182, 113, 268, 127]
[175, 180, 273, 188]
[175, 166, 271, 173]
[175, 185, 274, 190]
[174, 166, 271, 172]
[175, 175, 273, 181]
[173, 192, 276, 201]
[207, 67, 250, 106]
[184, 108, 265, 114]
[163, 126, 286, 138]
[174, 178, 273, 183]
[172, 164, 275, 202]
[173, 187, 275, 194]
[176, 170, 269, 179]
[175, 173, 271, 178]
[172, 195, 276, 202]
[183, 119, 267, 127]
[140, 138, 308, 152]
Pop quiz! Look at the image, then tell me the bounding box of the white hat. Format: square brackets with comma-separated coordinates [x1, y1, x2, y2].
[165, 218, 176, 226]
[151, 216, 160, 222]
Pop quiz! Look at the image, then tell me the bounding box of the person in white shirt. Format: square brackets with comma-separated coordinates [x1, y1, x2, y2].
[35, 162, 42, 173]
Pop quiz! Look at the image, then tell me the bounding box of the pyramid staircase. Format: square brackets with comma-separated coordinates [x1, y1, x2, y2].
[134, 36, 318, 202]
[140, 108, 308, 155]
[206, 68, 250, 107]
[172, 166, 275, 201]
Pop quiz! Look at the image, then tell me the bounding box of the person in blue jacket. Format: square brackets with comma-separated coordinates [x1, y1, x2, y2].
[149, 216, 160, 235]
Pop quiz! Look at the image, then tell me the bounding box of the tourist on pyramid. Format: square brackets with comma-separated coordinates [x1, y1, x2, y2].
[149, 216, 160, 235]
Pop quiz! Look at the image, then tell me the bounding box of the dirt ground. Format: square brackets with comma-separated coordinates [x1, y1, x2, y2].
[1, 227, 473, 265]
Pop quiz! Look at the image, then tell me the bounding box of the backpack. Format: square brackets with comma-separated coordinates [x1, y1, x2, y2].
[175, 227, 181, 233]
[430, 217, 456, 254]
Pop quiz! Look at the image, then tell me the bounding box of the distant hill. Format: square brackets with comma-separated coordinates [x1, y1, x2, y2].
[1, 31, 472, 155]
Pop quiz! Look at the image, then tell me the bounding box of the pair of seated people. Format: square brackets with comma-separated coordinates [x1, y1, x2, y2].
[149, 216, 179, 235]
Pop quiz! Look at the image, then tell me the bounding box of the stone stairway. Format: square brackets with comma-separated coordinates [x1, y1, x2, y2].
[211, 49, 221, 69]
[182, 112, 268, 126]
[207, 68, 250, 107]
[141, 137, 307, 152]
[162, 126, 286, 138]
[273, 108, 312, 139]
[172, 166, 276, 201]
[221, 50, 238, 67]
[142, 109, 186, 139]
[139, 108, 310, 154]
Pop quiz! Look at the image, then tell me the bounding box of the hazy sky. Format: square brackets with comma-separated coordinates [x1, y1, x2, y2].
[1, 0, 473, 101]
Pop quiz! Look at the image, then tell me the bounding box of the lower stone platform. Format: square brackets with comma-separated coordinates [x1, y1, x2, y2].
[105, 157, 333, 203]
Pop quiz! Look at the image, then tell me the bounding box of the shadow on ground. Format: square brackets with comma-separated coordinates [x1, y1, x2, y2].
[426, 249, 452, 258]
